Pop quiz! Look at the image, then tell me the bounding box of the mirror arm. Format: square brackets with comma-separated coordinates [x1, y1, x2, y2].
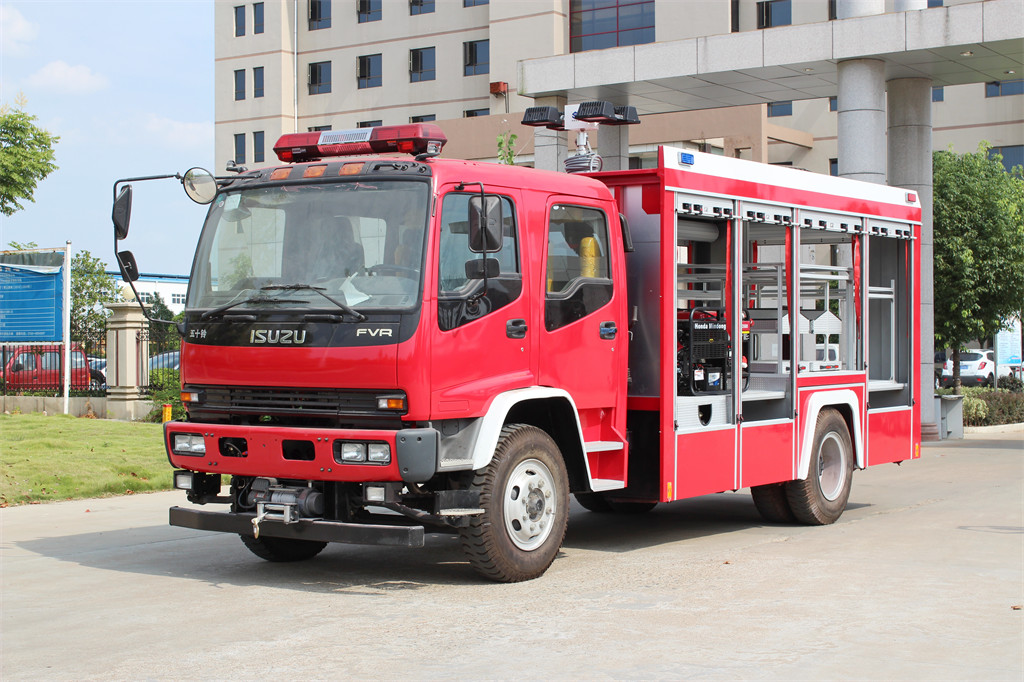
[457, 181, 489, 301]
[112, 174, 182, 205]
[115, 251, 185, 338]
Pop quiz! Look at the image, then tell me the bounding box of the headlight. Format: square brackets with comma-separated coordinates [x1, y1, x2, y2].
[367, 443, 391, 463]
[172, 433, 206, 455]
[339, 442, 366, 462]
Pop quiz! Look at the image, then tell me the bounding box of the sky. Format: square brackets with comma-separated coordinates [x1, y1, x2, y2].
[1, 0, 215, 275]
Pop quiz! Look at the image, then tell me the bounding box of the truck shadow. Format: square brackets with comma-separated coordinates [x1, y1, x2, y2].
[11, 492, 870, 592]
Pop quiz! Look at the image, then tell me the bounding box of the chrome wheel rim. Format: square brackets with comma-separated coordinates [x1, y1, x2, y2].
[817, 432, 847, 502]
[502, 458, 557, 551]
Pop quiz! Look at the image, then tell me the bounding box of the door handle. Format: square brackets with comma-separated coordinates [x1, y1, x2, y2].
[599, 321, 617, 340]
[506, 319, 528, 339]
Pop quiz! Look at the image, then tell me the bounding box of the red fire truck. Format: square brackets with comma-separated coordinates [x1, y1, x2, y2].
[112, 124, 920, 582]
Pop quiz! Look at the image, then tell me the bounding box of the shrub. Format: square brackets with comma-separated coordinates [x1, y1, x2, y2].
[146, 369, 185, 422]
[976, 390, 1024, 425]
[961, 395, 989, 426]
[997, 374, 1023, 393]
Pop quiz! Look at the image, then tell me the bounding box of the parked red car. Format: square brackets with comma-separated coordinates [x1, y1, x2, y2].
[1, 344, 102, 390]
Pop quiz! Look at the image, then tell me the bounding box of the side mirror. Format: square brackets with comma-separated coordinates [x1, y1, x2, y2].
[465, 258, 500, 280]
[12, 363, 24, 372]
[117, 250, 140, 282]
[112, 185, 133, 240]
[468, 195, 502, 253]
[182, 167, 217, 204]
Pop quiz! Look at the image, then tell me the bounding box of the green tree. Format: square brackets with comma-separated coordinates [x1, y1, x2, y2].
[933, 143, 1024, 392]
[0, 102, 59, 216]
[147, 292, 178, 354]
[69, 250, 120, 350]
[497, 131, 518, 165]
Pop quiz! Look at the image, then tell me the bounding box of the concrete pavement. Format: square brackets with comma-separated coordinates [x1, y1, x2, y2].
[1, 428, 1021, 680]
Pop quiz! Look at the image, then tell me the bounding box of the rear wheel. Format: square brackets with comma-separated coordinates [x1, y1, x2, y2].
[750, 483, 796, 523]
[786, 408, 854, 525]
[459, 424, 569, 582]
[239, 534, 327, 562]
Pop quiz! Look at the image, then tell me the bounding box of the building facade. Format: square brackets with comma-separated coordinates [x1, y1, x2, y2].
[215, 0, 1022, 173]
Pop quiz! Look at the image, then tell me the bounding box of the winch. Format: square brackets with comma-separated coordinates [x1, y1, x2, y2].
[247, 478, 324, 537]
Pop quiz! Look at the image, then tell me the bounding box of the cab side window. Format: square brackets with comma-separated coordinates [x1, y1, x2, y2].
[14, 352, 36, 371]
[438, 193, 521, 331]
[545, 205, 613, 330]
[41, 351, 60, 370]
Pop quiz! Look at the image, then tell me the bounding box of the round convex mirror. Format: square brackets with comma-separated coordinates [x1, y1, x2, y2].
[182, 167, 217, 204]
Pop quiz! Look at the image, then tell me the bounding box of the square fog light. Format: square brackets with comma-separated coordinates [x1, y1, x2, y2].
[364, 485, 386, 503]
[173, 470, 194, 490]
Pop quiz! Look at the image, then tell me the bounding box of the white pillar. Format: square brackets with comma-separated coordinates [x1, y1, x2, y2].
[837, 58, 887, 184]
[104, 302, 151, 420]
[837, 0, 884, 19]
[533, 96, 566, 172]
[894, 0, 927, 12]
[597, 125, 630, 172]
[888, 77, 936, 437]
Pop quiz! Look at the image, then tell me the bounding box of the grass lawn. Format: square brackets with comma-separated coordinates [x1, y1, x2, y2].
[0, 413, 172, 506]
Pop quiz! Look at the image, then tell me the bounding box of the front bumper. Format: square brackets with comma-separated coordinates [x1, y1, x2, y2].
[170, 506, 425, 547]
[164, 421, 440, 483]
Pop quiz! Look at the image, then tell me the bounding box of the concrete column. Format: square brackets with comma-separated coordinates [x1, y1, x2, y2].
[887, 77, 936, 437]
[837, 58, 887, 184]
[596, 125, 630, 171]
[104, 302, 152, 420]
[533, 95, 566, 172]
[837, 0, 884, 19]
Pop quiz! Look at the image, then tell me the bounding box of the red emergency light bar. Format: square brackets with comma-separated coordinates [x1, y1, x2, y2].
[273, 124, 447, 163]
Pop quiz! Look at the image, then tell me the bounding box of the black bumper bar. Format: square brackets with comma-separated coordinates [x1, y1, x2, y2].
[169, 506, 425, 547]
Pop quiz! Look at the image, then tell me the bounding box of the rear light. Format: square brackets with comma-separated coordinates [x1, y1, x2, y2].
[978, 361, 988, 369]
[273, 124, 447, 163]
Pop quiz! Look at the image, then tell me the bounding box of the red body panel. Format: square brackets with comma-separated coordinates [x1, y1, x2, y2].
[673, 428, 736, 500]
[867, 409, 915, 466]
[740, 421, 795, 488]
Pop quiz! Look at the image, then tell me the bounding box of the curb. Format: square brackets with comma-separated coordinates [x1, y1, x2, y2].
[964, 423, 1024, 435]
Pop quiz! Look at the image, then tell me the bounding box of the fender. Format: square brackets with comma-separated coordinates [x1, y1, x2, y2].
[467, 386, 592, 478]
[797, 388, 864, 480]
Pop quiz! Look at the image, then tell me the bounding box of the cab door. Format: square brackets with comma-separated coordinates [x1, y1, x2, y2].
[537, 201, 625, 441]
[429, 187, 534, 415]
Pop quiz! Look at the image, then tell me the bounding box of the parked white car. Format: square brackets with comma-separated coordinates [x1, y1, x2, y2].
[939, 349, 1009, 388]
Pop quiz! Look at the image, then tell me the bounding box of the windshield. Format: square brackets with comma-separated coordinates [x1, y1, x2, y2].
[188, 180, 429, 312]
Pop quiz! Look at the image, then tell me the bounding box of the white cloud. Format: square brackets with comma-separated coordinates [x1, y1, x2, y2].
[143, 114, 215, 152]
[26, 61, 109, 94]
[0, 5, 37, 56]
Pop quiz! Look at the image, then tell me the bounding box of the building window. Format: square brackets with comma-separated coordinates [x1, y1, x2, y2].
[464, 108, 489, 117]
[828, 0, 837, 20]
[927, 0, 942, 7]
[932, 86, 944, 102]
[989, 145, 1023, 173]
[172, 293, 186, 305]
[985, 79, 1024, 97]
[570, 0, 655, 53]
[253, 131, 265, 163]
[253, 2, 264, 33]
[731, 0, 740, 32]
[410, 114, 435, 123]
[358, 0, 381, 23]
[253, 67, 264, 98]
[756, 0, 791, 28]
[309, 61, 331, 94]
[234, 69, 245, 100]
[234, 133, 246, 164]
[358, 54, 382, 89]
[358, 120, 382, 128]
[463, 0, 488, 6]
[309, 0, 331, 29]
[234, 5, 245, 36]
[767, 100, 792, 117]
[410, 0, 434, 14]
[410, 47, 435, 82]
[463, 40, 489, 76]
[829, 95, 837, 111]
[308, 124, 332, 132]
[829, 158, 838, 176]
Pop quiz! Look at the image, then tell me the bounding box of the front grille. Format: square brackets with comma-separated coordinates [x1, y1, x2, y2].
[187, 385, 404, 418]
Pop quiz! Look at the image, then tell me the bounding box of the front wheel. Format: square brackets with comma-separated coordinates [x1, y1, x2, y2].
[459, 424, 569, 582]
[239, 534, 327, 562]
[786, 408, 854, 525]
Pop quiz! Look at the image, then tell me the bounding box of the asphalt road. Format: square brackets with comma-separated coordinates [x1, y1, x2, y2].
[2, 429, 1021, 681]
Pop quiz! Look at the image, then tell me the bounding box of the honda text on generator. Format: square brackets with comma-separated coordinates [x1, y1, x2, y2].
[111, 123, 921, 582]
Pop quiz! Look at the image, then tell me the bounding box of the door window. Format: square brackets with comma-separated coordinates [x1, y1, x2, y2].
[545, 204, 612, 330]
[437, 192, 521, 331]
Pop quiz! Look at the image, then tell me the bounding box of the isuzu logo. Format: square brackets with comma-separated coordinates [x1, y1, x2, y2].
[356, 327, 393, 337]
[249, 329, 308, 344]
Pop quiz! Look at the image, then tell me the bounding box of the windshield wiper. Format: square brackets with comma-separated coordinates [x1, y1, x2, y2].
[200, 294, 308, 321]
[261, 284, 367, 322]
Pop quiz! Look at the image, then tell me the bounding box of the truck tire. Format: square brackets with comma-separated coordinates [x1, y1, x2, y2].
[459, 424, 569, 582]
[239, 534, 327, 562]
[786, 408, 854, 525]
[574, 492, 657, 514]
[750, 483, 796, 523]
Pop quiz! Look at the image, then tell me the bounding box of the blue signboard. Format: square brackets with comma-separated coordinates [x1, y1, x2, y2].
[0, 262, 64, 342]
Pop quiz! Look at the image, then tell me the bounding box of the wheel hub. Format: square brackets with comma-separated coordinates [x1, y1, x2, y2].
[817, 432, 847, 502]
[503, 458, 557, 551]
